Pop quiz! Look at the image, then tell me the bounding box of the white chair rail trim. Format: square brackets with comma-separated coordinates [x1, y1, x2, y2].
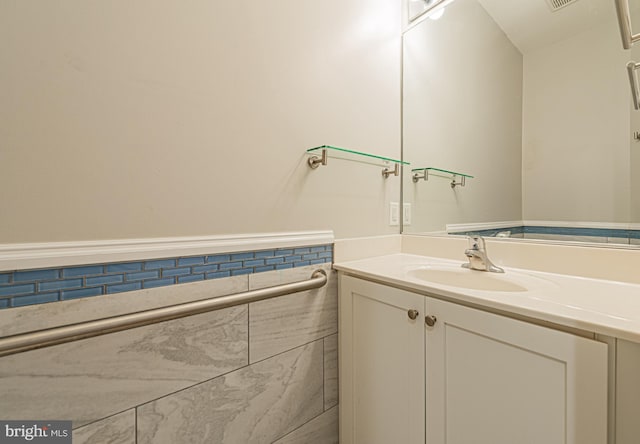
[0, 231, 335, 272]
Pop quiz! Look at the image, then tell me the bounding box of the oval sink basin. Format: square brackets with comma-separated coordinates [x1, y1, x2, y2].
[407, 266, 528, 292]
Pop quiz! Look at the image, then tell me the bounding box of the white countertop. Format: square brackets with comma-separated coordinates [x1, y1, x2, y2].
[334, 253, 640, 343]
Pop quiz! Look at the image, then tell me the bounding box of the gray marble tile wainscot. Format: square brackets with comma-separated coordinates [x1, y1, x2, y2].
[248, 266, 338, 363]
[324, 333, 339, 410]
[72, 410, 136, 444]
[0, 264, 338, 443]
[0, 305, 249, 426]
[273, 406, 339, 444]
[137, 340, 324, 444]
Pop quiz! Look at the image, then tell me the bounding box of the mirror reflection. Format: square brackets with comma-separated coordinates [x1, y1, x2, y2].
[402, 0, 640, 246]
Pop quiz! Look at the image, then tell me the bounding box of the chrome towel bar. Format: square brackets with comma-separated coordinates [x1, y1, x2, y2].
[616, 0, 640, 49]
[0, 269, 328, 358]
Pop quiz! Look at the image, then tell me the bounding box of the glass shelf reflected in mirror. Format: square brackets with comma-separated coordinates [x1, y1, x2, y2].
[412, 167, 473, 188]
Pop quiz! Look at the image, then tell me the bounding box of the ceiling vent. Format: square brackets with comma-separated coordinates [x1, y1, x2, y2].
[545, 0, 579, 12]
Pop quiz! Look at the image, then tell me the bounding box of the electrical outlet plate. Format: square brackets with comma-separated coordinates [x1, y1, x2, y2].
[403, 203, 412, 225]
[390, 202, 400, 226]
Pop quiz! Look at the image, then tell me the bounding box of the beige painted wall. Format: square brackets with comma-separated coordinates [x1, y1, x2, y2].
[0, 0, 401, 243]
[402, 0, 523, 233]
[522, 12, 630, 223]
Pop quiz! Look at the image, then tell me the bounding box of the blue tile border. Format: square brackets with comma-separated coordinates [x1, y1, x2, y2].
[145, 259, 176, 270]
[0, 244, 333, 309]
[12, 293, 60, 307]
[39, 278, 83, 292]
[143, 278, 175, 289]
[178, 274, 205, 284]
[178, 257, 205, 266]
[62, 265, 105, 278]
[62, 287, 104, 300]
[107, 282, 142, 294]
[86, 275, 124, 286]
[206, 271, 231, 280]
[0, 283, 35, 297]
[126, 271, 160, 281]
[14, 269, 60, 282]
[107, 263, 143, 273]
[162, 267, 192, 278]
[450, 226, 640, 242]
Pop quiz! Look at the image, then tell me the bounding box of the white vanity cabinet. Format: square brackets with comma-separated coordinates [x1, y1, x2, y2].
[339, 274, 609, 444]
[426, 297, 608, 444]
[339, 275, 426, 444]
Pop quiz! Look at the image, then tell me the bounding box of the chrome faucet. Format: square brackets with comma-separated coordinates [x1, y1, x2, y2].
[462, 236, 504, 273]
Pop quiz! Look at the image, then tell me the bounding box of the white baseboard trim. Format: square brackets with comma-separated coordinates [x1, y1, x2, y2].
[0, 231, 335, 272]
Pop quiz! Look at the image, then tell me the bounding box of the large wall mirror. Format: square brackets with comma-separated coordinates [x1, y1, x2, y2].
[402, 0, 640, 247]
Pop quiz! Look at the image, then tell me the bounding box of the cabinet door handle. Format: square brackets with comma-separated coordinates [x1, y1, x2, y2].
[425, 315, 437, 327]
[407, 309, 419, 320]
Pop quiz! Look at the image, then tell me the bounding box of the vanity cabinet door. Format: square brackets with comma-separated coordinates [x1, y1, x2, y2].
[425, 297, 608, 444]
[340, 275, 425, 444]
[615, 339, 640, 444]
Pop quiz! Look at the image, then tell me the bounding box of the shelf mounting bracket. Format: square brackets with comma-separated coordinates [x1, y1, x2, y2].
[307, 149, 328, 169]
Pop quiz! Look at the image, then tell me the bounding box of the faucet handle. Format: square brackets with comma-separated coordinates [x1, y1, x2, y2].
[468, 235, 485, 250]
[463, 236, 504, 273]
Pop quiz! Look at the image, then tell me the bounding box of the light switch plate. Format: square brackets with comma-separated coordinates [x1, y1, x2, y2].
[403, 203, 412, 225]
[390, 202, 400, 226]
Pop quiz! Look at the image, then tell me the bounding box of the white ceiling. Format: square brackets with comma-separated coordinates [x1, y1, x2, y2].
[476, 0, 618, 54]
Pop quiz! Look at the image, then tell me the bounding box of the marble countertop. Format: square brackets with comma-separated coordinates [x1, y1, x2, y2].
[334, 253, 640, 343]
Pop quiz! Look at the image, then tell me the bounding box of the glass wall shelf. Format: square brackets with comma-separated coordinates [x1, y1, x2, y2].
[412, 167, 474, 188]
[307, 145, 409, 178]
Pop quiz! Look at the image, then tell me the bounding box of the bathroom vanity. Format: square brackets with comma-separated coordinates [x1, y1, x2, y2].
[335, 253, 640, 444]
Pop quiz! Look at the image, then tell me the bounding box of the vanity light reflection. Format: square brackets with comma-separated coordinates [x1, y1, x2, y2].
[409, 0, 455, 22]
